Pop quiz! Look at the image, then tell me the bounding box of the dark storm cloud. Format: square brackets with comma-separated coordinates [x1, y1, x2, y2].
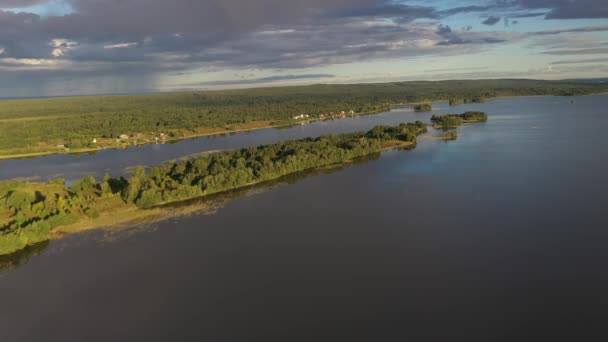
[330, 2, 436, 20]
[0, 0, 599, 96]
[482, 16, 501, 25]
[507, 12, 547, 18]
[438, 5, 493, 16]
[0, 0, 515, 72]
[433, 24, 507, 46]
[43, 0, 414, 36]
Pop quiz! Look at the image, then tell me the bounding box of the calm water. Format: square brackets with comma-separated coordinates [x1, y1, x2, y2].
[0, 105, 439, 181]
[1, 95, 608, 341]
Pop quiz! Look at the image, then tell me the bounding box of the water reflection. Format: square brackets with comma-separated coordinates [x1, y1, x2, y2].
[0, 241, 49, 273]
[1, 153, 386, 272]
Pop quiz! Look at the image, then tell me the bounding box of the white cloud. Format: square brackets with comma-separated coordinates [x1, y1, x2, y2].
[103, 42, 138, 49]
[257, 29, 296, 35]
[50, 38, 77, 57]
[0, 58, 58, 66]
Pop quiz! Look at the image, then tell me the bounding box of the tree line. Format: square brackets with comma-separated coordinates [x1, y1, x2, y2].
[431, 112, 488, 128]
[0, 79, 604, 155]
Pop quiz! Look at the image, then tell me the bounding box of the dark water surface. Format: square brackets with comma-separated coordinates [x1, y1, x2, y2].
[1, 95, 608, 341]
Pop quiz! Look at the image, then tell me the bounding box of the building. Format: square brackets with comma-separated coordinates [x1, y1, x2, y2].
[292, 114, 309, 120]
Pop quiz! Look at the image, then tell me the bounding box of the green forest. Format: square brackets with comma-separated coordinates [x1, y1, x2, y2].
[414, 103, 433, 112]
[431, 112, 488, 128]
[0, 79, 604, 156]
[0, 121, 430, 256]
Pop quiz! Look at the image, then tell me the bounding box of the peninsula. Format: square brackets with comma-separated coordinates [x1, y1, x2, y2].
[1, 121, 435, 255]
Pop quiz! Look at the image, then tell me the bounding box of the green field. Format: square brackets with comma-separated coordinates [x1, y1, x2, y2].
[0, 79, 605, 157]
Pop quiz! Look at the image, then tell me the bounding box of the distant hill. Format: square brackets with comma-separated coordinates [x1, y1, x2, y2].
[562, 78, 608, 84]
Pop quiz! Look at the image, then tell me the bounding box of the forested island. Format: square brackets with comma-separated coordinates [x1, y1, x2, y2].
[431, 112, 488, 128]
[0, 79, 604, 158]
[0, 121, 439, 256]
[414, 103, 433, 112]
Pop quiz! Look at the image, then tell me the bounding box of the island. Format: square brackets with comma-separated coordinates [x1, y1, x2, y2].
[431, 112, 488, 128]
[414, 103, 433, 112]
[1, 121, 435, 256]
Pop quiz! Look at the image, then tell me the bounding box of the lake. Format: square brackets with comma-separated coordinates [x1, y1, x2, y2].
[1, 95, 607, 340]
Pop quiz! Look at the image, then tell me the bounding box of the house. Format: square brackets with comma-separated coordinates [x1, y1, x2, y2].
[119, 134, 129, 140]
[92, 138, 97, 144]
[292, 114, 308, 120]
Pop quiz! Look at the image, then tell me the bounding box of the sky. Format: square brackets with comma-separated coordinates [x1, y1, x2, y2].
[0, 0, 607, 97]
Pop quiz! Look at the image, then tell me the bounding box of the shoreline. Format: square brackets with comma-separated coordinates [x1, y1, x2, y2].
[0, 113, 379, 161]
[49, 140, 414, 238]
[0, 93, 559, 161]
[2, 92, 604, 161]
[0, 122, 425, 257]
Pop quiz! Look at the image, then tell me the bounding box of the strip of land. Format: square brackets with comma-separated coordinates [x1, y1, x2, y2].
[0, 79, 604, 159]
[431, 111, 488, 128]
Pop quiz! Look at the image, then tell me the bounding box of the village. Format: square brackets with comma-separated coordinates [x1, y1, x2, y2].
[54, 109, 361, 153]
[292, 109, 356, 121]
[55, 132, 172, 152]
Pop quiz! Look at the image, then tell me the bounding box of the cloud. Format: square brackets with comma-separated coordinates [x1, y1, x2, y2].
[528, 25, 608, 35]
[439, 5, 493, 16]
[482, 16, 501, 25]
[507, 12, 547, 18]
[505, 0, 608, 19]
[0, 0, 49, 8]
[104, 42, 138, 49]
[541, 48, 608, 55]
[0, 0, 603, 97]
[424, 66, 489, 72]
[187, 74, 335, 86]
[551, 58, 608, 65]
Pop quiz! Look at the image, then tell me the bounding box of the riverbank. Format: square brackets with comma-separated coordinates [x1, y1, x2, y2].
[0, 112, 383, 160]
[0, 120, 289, 160]
[1, 89, 599, 160]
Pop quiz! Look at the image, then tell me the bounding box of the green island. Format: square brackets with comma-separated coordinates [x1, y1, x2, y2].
[431, 111, 488, 128]
[440, 131, 459, 141]
[1, 120, 445, 256]
[0, 79, 605, 159]
[414, 103, 433, 112]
